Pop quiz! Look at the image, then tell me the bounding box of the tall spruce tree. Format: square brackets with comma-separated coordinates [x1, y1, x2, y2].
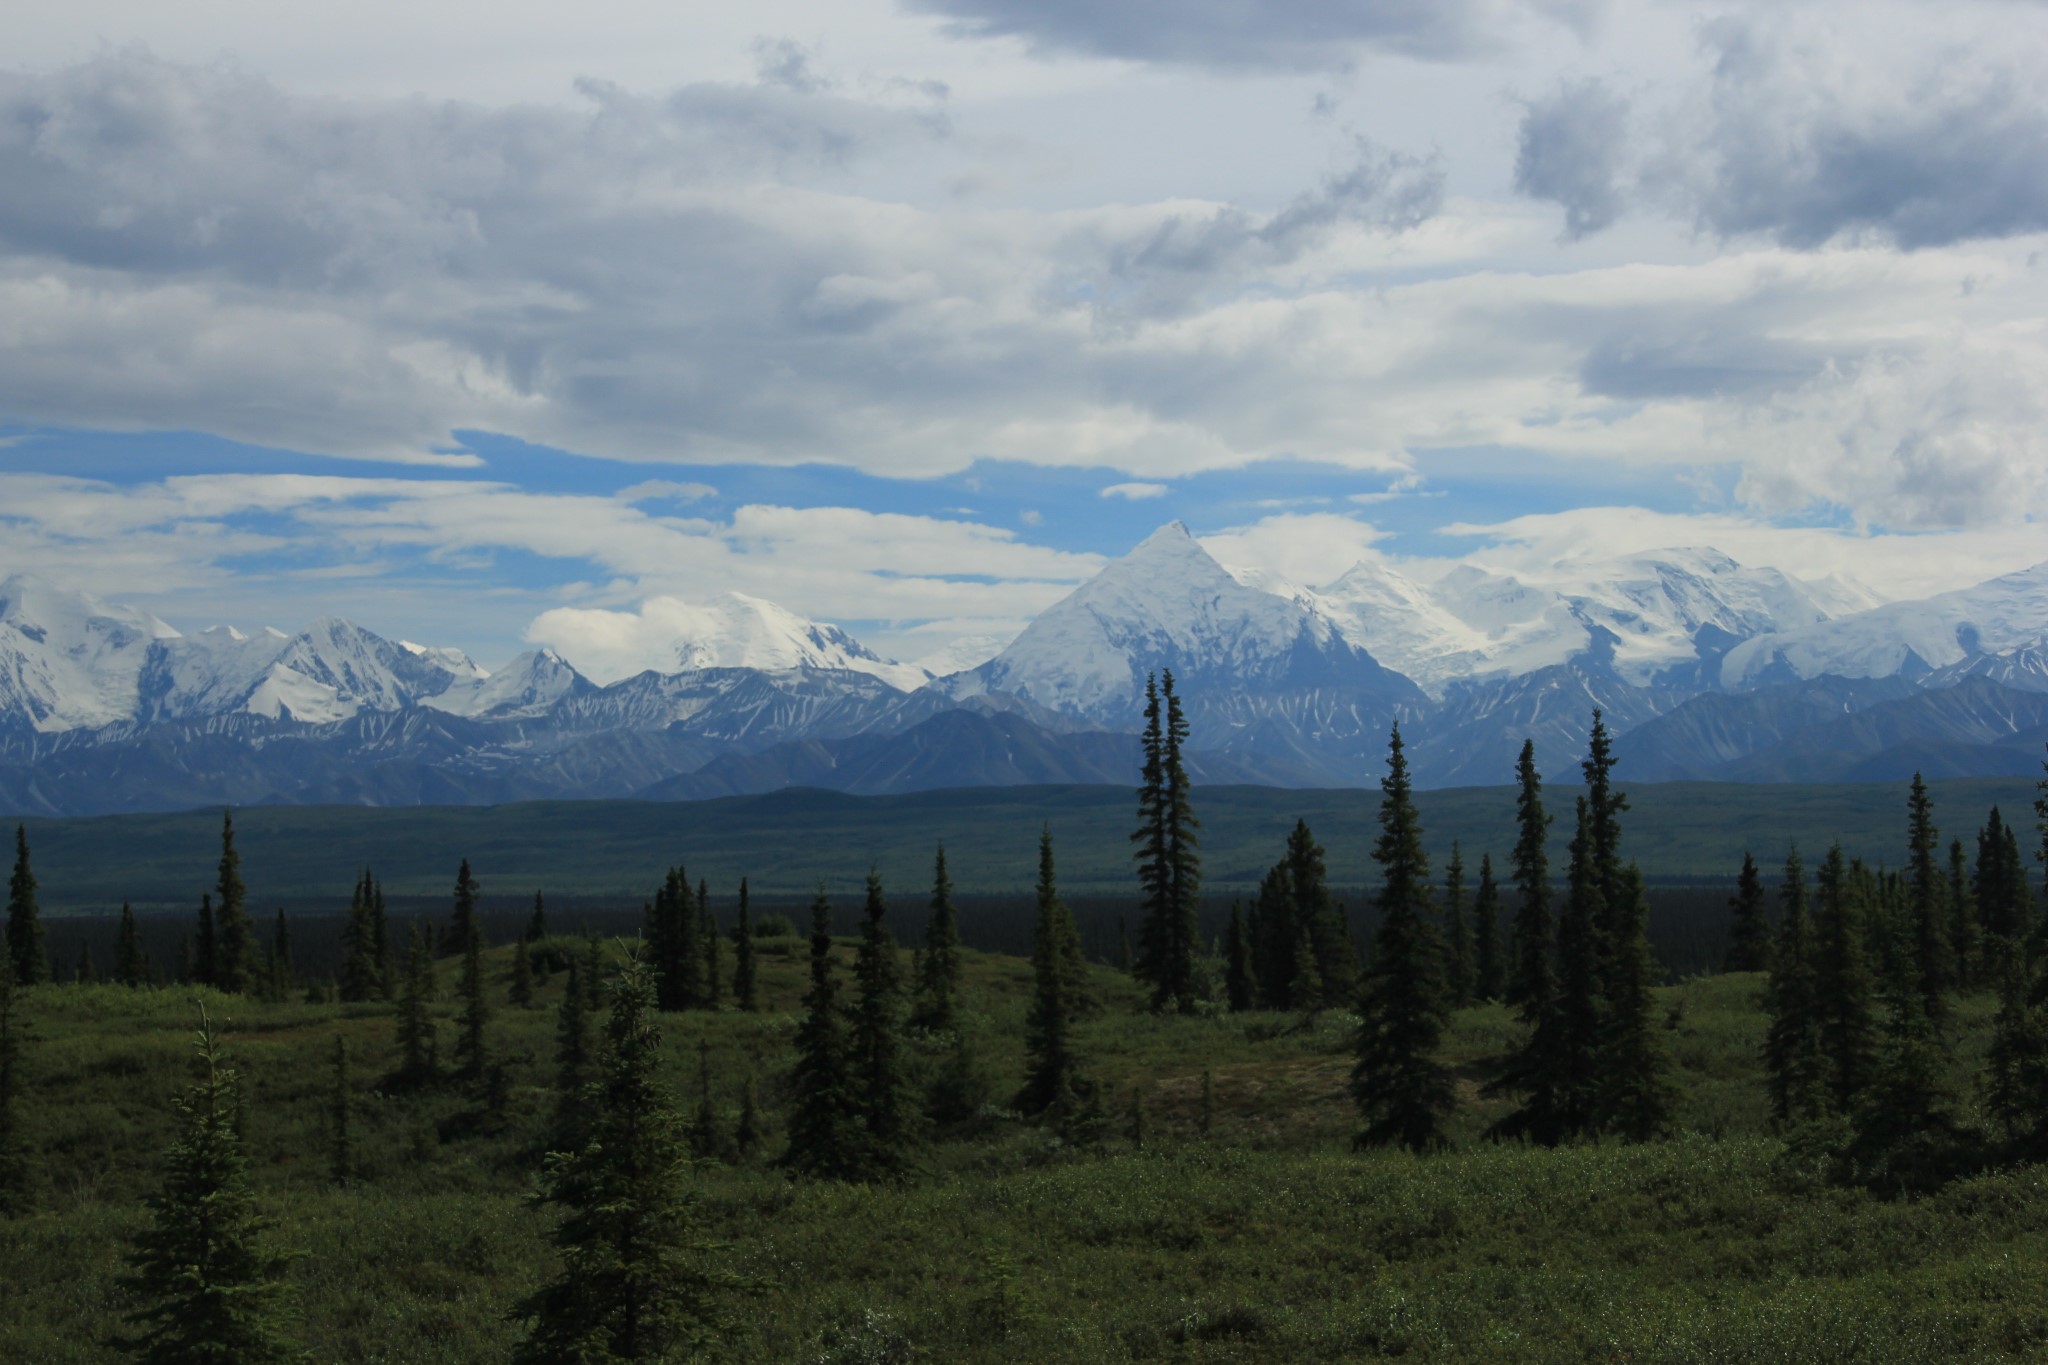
[512, 958, 745, 1363]
[1472, 854, 1504, 1001]
[118, 1008, 296, 1363]
[1134, 671, 1201, 1012]
[1975, 807, 2034, 946]
[1986, 948, 2048, 1157]
[1351, 726, 1455, 1152]
[339, 871, 382, 1003]
[850, 870, 916, 1178]
[1945, 838, 1980, 995]
[212, 810, 256, 995]
[552, 954, 594, 1151]
[1764, 848, 1825, 1124]
[1506, 741, 1553, 1014]
[700, 881, 721, 1010]
[1724, 852, 1771, 974]
[445, 858, 481, 958]
[525, 891, 548, 943]
[1288, 820, 1354, 1009]
[395, 923, 439, 1084]
[510, 937, 535, 1008]
[911, 847, 961, 1031]
[731, 879, 757, 1013]
[782, 889, 864, 1180]
[0, 952, 24, 1214]
[1598, 863, 1672, 1140]
[75, 942, 97, 986]
[6, 824, 46, 987]
[1906, 772, 1953, 1021]
[1812, 845, 1880, 1114]
[1442, 842, 1472, 1008]
[456, 909, 490, 1082]
[1019, 828, 1093, 1127]
[116, 902, 145, 988]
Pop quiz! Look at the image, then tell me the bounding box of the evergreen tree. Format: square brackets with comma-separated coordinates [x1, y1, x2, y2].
[1134, 671, 1201, 1012]
[911, 847, 961, 1031]
[1906, 772, 1953, 1021]
[1812, 846, 1881, 1114]
[1764, 848, 1825, 1124]
[782, 889, 864, 1180]
[1287, 820, 1353, 1009]
[339, 871, 382, 1004]
[118, 1008, 296, 1363]
[5, 825, 46, 987]
[1224, 900, 1255, 1013]
[510, 937, 535, 1008]
[268, 909, 293, 999]
[850, 870, 916, 1178]
[700, 881, 721, 1011]
[395, 923, 438, 1084]
[1505, 741, 1552, 1015]
[1986, 949, 2048, 1157]
[1597, 871, 1671, 1140]
[0, 953, 23, 1214]
[193, 894, 216, 990]
[116, 903, 145, 988]
[75, 942, 96, 985]
[456, 908, 490, 1081]
[371, 875, 393, 1000]
[512, 959, 746, 1363]
[329, 1036, 353, 1185]
[1947, 838, 1980, 995]
[1472, 855, 1504, 1001]
[524, 891, 548, 943]
[1248, 859, 1297, 1009]
[552, 954, 594, 1150]
[445, 858, 481, 958]
[731, 879, 757, 1013]
[1843, 973, 1973, 1193]
[1724, 851, 1771, 974]
[690, 1040, 723, 1162]
[1442, 842, 1472, 1008]
[211, 811, 256, 996]
[1351, 726, 1455, 1152]
[1019, 828, 1093, 1126]
[734, 1076, 765, 1161]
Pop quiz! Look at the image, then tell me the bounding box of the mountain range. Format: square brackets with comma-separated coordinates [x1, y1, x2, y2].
[0, 522, 2042, 816]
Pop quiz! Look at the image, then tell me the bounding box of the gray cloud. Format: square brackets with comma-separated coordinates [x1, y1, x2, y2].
[1514, 79, 1629, 239]
[902, 0, 1591, 71]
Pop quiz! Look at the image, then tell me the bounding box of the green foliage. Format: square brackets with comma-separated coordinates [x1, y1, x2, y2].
[1471, 853, 1503, 1002]
[117, 1007, 297, 1363]
[1133, 671, 1201, 1013]
[512, 958, 747, 1362]
[395, 922, 439, 1085]
[1764, 848, 1825, 1125]
[508, 937, 534, 1009]
[1907, 773, 1954, 1022]
[910, 848, 960, 1032]
[7, 824, 47, 987]
[850, 870, 916, 1179]
[1505, 740, 1552, 1017]
[1724, 851, 1770, 974]
[211, 811, 257, 996]
[115, 904, 145, 989]
[731, 878, 758, 1012]
[0, 952, 25, 1214]
[783, 889, 865, 1181]
[1020, 828, 1096, 1135]
[1441, 842, 1471, 1008]
[329, 1035, 353, 1185]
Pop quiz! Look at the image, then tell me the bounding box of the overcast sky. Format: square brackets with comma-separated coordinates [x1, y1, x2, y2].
[3, 0, 2045, 676]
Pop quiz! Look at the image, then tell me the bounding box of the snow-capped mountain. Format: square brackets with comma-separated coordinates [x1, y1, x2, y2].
[0, 574, 180, 731]
[1721, 559, 2048, 691]
[423, 648, 594, 720]
[647, 592, 929, 692]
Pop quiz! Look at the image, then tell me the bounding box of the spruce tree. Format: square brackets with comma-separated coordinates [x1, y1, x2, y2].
[75, 942, 96, 985]
[1947, 838, 1980, 995]
[371, 875, 393, 1000]
[446, 857, 481, 957]
[782, 889, 863, 1180]
[1249, 859, 1297, 1009]
[211, 810, 256, 995]
[690, 1040, 723, 1162]
[525, 891, 548, 943]
[1906, 772, 1953, 1021]
[552, 954, 594, 1151]
[1844, 972, 1972, 1193]
[193, 894, 216, 990]
[731, 879, 757, 1013]
[395, 923, 438, 1084]
[850, 870, 916, 1178]
[118, 1008, 296, 1362]
[1019, 828, 1093, 1126]
[1162, 672, 1202, 1010]
[512, 959, 745, 1362]
[1224, 900, 1255, 1012]
[1472, 854, 1503, 1001]
[329, 1036, 354, 1185]
[1287, 820, 1353, 1009]
[5, 825, 46, 987]
[1764, 848, 1825, 1124]
[1986, 950, 2048, 1157]
[911, 847, 961, 1031]
[1351, 726, 1455, 1152]
[700, 881, 721, 1011]
[1442, 842, 1472, 1008]
[1505, 740, 1552, 1014]
[456, 909, 490, 1081]
[1134, 671, 1201, 1012]
[339, 871, 382, 1003]
[1812, 846, 1880, 1114]
[1597, 874, 1671, 1141]
[510, 937, 535, 1008]
[0, 953, 25, 1214]
[1724, 851, 1771, 974]
[734, 1076, 765, 1161]
[116, 903, 145, 988]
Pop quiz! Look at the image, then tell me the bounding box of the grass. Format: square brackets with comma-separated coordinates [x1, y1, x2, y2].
[3, 936, 2044, 1362]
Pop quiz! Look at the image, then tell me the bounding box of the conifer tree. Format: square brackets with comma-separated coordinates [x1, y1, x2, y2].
[1764, 848, 1825, 1124]
[1442, 842, 1472, 1008]
[1844, 969, 1972, 1193]
[6, 825, 46, 987]
[1351, 726, 1455, 1152]
[1975, 807, 2035, 947]
[512, 959, 745, 1362]
[1598, 871, 1671, 1141]
[1724, 851, 1771, 974]
[731, 879, 757, 1013]
[75, 942, 96, 985]
[912, 847, 961, 1031]
[395, 923, 438, 1084]
[1906, 772, 1953, 1021]
[1019, 828, 1093, 1126]
[552, 954, 594, 1150]
[1986, 949, 2048, 1157]
[510, 937, 535, 1008]
[339, 871, 382, 1003]
[193, 894, 216, 989]
[700, 881, 721, 1010]
[782, 890, 865, 1179]
[1224, 900, 1255, 1012]
[1472, 854, 1503, 1001]
[1947, 838, 1980, 994]
[211, 810, 256, 995]
[1812, 846, 1880, 1114]
[1248, 859, 1296, 1009]
[329, 1036, 353, 1185]
[525, 891, 548, 943]
[0, 953, 23, 1214]
[1134, 671, 1201, 1012]
[445, 857, 481, 957]
[116, 902, 145, 988]
[1551, 799, 1608, 1136]
[456, 907, 490, 1082]
[119, 1008, 296, 1362]
[1505, 741, 1552, 1014]
[1287, 820, 1353, 1009]
[268, 909, 293, 999]
[690, 1040, 724, 1162]
[850, 870, 916, 1178]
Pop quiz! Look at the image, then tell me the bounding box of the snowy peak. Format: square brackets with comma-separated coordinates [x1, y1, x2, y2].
[1722, 559, 2048, 690]
[423, 647, 595, 719]
[0, 574, 180, 730]
[661, 593, 927, 692]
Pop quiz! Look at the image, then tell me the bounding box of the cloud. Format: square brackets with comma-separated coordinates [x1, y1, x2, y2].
[1348, 473, 1429, 505]
[1100, 481, 1168, 500]
[615, 480, 717, 504]
[1514, 79, 1630, 240]
[902, 0, 1595, 71]
[1200, 512, 1391, 589]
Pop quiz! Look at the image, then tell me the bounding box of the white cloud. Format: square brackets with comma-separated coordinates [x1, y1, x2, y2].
[1199, 512, 1392, 589]
[616, 480, 717, 504]
[1100, 481, 1169, 500]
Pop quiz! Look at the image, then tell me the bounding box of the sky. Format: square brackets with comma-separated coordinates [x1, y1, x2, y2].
[3, 0, 2045, 678]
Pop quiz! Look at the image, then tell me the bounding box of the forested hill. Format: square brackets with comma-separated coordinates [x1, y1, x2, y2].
[14, 775, 2040, 914]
